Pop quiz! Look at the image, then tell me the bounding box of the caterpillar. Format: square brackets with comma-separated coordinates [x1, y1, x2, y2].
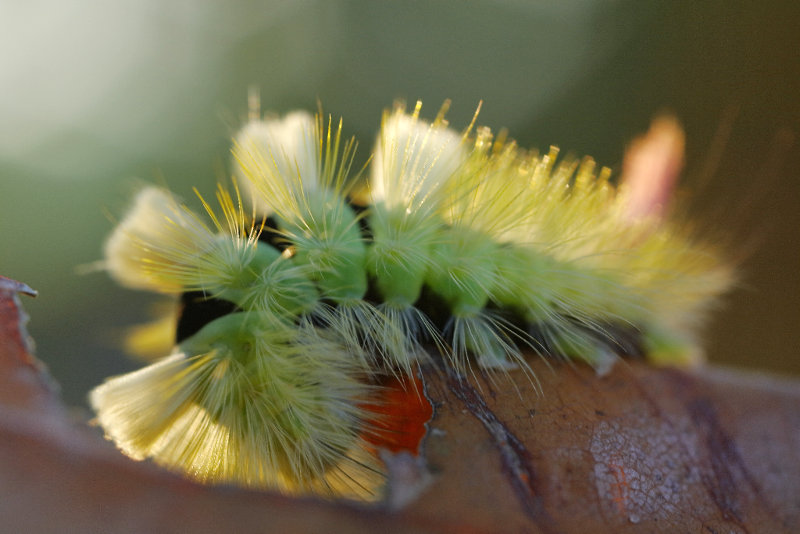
[90, 100, 733, 500]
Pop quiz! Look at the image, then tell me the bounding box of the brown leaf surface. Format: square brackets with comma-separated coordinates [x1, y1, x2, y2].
[1, 276, 798, 533]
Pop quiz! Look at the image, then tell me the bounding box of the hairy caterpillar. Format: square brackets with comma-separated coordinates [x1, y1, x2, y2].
[90, 101, 733, 500]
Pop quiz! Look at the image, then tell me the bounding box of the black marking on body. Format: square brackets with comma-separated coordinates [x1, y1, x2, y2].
[175, 291, 239, 344]
[257, 215, 290, 252]
[349, 202, 373, 242]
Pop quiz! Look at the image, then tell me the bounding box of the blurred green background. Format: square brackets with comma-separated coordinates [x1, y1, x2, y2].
[1, 1, 798, 406]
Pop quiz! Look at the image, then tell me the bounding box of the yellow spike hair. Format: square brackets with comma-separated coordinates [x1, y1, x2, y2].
[104, 184, 259, 296]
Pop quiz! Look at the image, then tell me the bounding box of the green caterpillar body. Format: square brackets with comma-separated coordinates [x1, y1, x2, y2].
[91, 101, 732, 499]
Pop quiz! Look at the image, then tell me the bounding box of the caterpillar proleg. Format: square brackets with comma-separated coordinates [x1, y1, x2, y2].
[91, 101, 733, 500]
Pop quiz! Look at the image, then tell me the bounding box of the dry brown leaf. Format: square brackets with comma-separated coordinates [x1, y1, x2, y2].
[1, 275, 798, 533]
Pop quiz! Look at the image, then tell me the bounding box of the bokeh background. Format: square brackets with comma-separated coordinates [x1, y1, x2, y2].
[1, 0, 798, 406]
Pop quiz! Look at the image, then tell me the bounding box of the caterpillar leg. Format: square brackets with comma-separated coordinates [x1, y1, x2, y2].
[641, 324, 702, 366]
[447, 310, 525, 372]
